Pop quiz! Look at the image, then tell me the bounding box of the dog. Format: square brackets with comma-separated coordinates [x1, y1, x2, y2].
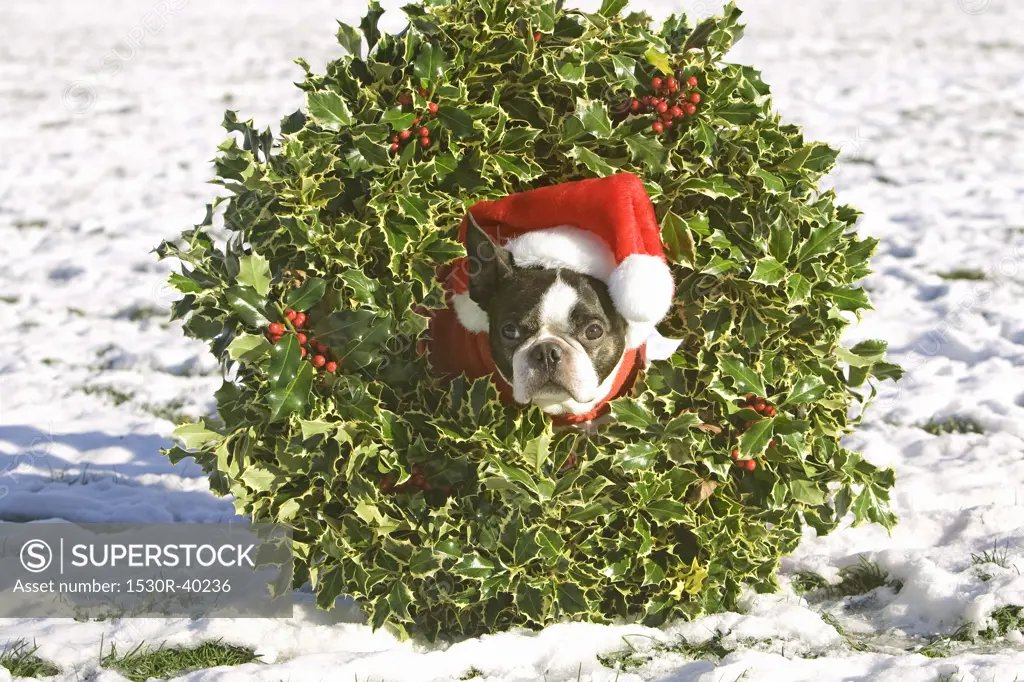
[462, 214, 633, 419]
[424, 173, 677, 426]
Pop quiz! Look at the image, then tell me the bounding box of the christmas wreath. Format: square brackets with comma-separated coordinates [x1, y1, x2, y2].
[159, 0, 902, 640]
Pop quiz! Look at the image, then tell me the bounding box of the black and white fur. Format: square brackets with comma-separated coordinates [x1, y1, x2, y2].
[466, 215, 630, 416]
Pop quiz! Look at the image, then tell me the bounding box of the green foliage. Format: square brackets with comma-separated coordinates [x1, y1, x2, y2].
[0, 640, 59, 679]
[100, 640, 258, 682]
[921, 415, 985, 436]
[158, 0, 900, 640]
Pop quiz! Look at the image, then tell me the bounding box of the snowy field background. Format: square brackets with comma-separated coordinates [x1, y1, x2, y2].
[1, 0, 1023, 680]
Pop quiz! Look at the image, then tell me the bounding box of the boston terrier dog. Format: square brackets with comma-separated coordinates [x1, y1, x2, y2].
[463, 214, 632, 418]
[424, 173, 677, 426]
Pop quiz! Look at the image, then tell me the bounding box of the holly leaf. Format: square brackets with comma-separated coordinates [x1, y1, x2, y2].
[414, 44, 447, 86]
[625, 134, 668, 173]
[437, 107, 476, 138]
[718, 354, 767, 397]
[267, 360, 314, 423]
[227, 333, 271, 364]
[225, 286, 270, 328]
[285, 277, 327, 312]
[236, 253, 271, 295]
[749, 257, 786, 285]
[610, 397, 654, 431]
[575, 99, 614, 138]
[172, 422, 222, 449]
[306, 91, 353, 131]
[783, 375, 828, 405]
[336, 21, 362, 56]
[738, 418, 774, 457]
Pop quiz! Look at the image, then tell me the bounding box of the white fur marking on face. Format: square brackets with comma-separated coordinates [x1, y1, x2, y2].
[538, 275, 578, 330]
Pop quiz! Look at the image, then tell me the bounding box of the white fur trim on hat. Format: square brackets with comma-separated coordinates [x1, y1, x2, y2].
[505, 226, 617, 281]
[608, 254, 674, 325]
[452, 292, 489, 333]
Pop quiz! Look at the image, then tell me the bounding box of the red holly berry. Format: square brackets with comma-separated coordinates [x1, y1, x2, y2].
[744, 421, 756, 430]
[533, 31, 542, 42]
[399, 129, 412, 140]
[418, 127, 430, 137]
[651, 77, 663, 90]
[398, 93, 412, 106]
[656, 101, 669, 114]
[764, 406, 776, 417]
[390, 143, 400, 153]
[420, 137, 431, 148]
[300, 346, 307, 358]
[745, 393, 756, 403]
[314, 340, 326, 353]
[689, 93, 701, 104]
[642, 95, 653, 105]
[687, 75, 699, 88]
[381, 475, 394, 491]
[665, 119, 674, 129]
[743, 459, 757, 471]
[293, 312, 306, 327]
[769, 438, 776, 448]
[630, 99, 640, 113]
[312, 355, 326, 368]
[268, 322, 284, 335]
[428, 102, 439, 115]
[660, 112, 673, 123]
[670, 106, 684, 119]
[685, 103, 697, 115]
[651, 122, 664, 134]
[391, 135, 399, 144]
[418, 86, 429, 97]
[731, 448, 740, 460]
[326, 361, 337, 374]
[666, 77, 678, 90]
[296, 333, 307, 345]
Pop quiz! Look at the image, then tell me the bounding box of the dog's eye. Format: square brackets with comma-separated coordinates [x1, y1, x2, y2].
[584, 323, 604, 340]
[501, 323, 522, 341]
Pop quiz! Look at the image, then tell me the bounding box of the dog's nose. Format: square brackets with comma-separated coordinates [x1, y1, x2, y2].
[529, 342, 563, 370]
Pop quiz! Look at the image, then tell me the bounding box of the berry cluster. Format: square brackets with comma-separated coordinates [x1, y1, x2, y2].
[730, 449, 757, 471]
[741, 393, 776, 419]
[380, 465, 452, 495]
[629, 74, 702, 135]
[390, 86, 440, 153]
[267, 309, 339, 373]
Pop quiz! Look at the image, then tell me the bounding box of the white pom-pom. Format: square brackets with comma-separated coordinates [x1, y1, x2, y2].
[608, 254, 674, 324]
[452, 293, 489, 333]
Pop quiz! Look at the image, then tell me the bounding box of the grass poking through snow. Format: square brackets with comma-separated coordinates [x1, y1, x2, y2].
[100, 639, 259, 682]
[832, 557, 902, 597]
[921, 416, 985, 436]
[971, 541, 1014, 570]
[792, 571, 831, 595]
[936, 269, 987, 281]
[0, 640, 60, 678]
[598, 633, 730, 672]
[979, 605, 1023, 640]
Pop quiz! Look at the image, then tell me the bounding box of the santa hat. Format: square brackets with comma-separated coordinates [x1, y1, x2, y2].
[445, 173, 675, 349]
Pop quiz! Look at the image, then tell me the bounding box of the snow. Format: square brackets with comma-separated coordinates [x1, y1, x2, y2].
[2, 0, 1023, 680]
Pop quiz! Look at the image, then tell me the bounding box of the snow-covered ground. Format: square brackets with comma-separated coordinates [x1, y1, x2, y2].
[1, 0, 1023, 680]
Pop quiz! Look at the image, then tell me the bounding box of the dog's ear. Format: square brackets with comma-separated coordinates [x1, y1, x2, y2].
[465, 211, 514, 308]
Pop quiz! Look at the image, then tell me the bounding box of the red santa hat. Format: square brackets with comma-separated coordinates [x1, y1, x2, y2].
[445, 173, 675, 349]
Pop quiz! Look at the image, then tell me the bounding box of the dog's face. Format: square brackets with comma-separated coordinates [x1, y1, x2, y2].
[466, 216, 628, 416]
